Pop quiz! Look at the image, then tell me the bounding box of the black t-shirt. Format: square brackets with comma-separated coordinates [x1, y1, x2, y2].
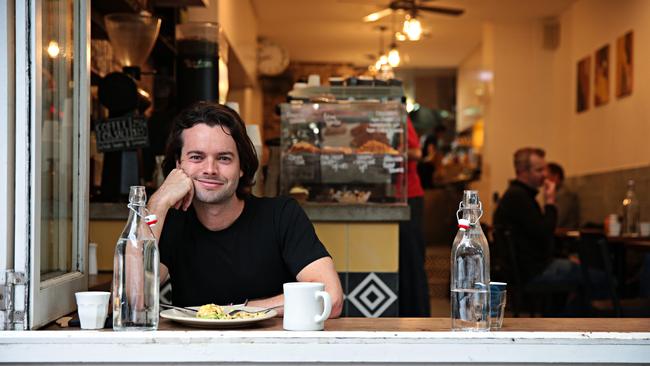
[159, 195, 330, 306]
[493, 180, 558, 283]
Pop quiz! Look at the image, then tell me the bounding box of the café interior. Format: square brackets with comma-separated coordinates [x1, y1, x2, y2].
[1, 0, 650, 363]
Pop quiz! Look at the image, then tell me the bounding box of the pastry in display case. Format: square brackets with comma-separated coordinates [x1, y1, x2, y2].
[280, 100, 407, 205]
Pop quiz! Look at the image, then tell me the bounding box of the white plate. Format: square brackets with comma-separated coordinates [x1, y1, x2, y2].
[160, 306, 277, 329]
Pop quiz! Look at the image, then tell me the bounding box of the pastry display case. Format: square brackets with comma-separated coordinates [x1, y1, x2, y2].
[280, 98, 407, 205]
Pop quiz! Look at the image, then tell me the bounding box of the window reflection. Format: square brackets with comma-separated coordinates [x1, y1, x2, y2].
[40, 0, 75, 279]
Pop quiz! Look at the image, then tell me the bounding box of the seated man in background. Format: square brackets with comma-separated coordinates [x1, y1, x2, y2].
[493, 148, 581, 289]
[147, 102, 344, 317]
[546, 162, 580, 229]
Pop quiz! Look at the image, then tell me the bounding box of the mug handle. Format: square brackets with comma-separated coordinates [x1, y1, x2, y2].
[313, 291, 332, 323]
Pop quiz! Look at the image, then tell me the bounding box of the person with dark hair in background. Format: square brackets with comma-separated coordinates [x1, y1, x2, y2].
[399, 117, 431, 317]
[147, 102, 343, 317]
[546, 162, 580, 229]
[417, 124, 447, 189]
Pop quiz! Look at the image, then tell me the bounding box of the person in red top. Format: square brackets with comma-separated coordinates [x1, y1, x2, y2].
[398, 117, 430, 317]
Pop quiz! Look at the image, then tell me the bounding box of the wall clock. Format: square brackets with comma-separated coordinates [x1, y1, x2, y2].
[258, 39, 290, 76]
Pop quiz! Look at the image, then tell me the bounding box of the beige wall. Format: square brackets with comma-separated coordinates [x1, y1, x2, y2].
[464, 0, 650, 222]
[456, 45, 484, 132]
[229, 86, 264, 126]
[556, 0, 650, 175]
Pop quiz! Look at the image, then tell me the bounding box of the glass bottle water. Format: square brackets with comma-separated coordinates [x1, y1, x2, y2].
[621, 179, 640, 237]
[113, 186, 159, 330]
[450, 190, 490, 331]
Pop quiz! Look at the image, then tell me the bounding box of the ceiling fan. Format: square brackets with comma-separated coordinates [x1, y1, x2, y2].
[362, 0, 465, 23]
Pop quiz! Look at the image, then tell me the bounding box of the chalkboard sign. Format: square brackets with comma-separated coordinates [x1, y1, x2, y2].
[95, 115, 149, 152]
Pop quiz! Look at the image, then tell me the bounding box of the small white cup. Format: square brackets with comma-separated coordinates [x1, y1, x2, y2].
[608, 221, 622, 237]
[283, 282, 331, 331]
[640, 222, 650, 237]
[75, 291, 110, 329]
[307, 74, 321, 87]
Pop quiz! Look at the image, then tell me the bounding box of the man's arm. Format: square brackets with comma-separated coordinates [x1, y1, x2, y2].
[296, 257, 344, 318]
[147, 168, 194, 283]
[247, 257, 344, 318]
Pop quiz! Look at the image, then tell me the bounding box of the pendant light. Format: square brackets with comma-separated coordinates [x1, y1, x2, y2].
[403, 14, 422, 41]
[387, 13, 400, 68]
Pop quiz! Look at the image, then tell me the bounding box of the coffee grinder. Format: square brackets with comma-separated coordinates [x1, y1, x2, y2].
[175, 22, 229, 109]
[97, 13, 161, 201]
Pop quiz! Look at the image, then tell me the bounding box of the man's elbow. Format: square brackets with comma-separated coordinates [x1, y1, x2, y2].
[329, 290, 344, 318]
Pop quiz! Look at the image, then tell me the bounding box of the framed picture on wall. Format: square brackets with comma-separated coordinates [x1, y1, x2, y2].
[576, 56, 590, 113]
[594, 44, 610, 107]
[616, 30, 633, 98]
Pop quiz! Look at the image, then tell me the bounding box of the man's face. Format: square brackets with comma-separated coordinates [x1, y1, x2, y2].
[177, 123, 243, 205]
[521, 154, 547, 189]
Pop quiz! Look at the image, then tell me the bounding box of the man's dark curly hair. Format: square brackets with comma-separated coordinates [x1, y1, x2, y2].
[162, 101, 258, 199]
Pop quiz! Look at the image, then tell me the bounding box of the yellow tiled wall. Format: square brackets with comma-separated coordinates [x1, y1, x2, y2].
[347, 223, 398, 272]
[314, 223, 348, 272]
[314, 222, 398, 273]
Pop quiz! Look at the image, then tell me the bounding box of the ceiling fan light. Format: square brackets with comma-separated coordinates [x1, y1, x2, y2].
[403, 16, 422, 41]
[388, 48, 400, 67]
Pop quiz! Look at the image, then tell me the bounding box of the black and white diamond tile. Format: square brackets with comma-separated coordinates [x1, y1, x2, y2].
[347, 272, 398, 317]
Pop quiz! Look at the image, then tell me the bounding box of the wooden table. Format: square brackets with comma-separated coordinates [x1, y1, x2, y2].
[3, 317, 649, 364]
[607, 235, 650, 249]
[556, 228, 650, 249]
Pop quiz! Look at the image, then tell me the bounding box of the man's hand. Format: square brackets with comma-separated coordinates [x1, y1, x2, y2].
[543, 178, 557, 205]
[150, 168, 194, 212]
[148, 168, 193, 285]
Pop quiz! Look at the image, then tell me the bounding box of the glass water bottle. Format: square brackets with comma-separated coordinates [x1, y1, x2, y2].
[113, 186, 159, 331]
[621, 179, 640, 237]
[450, 190, 490, 331]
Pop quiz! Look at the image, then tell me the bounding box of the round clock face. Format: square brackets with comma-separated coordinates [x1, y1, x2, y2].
[258, 40, 290, 76]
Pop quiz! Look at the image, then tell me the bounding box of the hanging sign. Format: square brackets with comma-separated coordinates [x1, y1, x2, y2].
[95, 115, 149, 152]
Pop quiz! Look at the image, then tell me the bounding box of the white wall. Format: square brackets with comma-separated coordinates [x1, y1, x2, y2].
[463, 0, 650, 221]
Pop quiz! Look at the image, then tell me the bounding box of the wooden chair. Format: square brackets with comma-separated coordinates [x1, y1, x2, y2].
[576, 232, 622, 317]
[494, 227, 577, 317]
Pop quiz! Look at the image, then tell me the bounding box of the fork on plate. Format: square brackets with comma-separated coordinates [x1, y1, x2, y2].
[160, 299, 249, 316]
[226, 304, 283, 316]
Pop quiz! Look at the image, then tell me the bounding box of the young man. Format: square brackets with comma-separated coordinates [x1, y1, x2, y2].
[147, 102, 343, 317]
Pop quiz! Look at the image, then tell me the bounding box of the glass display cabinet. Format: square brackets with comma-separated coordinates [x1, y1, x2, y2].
[280, 99, 407, 206]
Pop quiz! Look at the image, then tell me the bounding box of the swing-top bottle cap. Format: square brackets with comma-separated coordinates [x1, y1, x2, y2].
[458, 218, 470, 231]
[144, 214, 158, 227]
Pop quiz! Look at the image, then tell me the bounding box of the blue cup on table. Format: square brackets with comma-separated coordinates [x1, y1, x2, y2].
[489, 282, 507, 329]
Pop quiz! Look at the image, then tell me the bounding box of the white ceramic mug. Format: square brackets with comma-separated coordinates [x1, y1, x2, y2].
[283, 282, 331, 331]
